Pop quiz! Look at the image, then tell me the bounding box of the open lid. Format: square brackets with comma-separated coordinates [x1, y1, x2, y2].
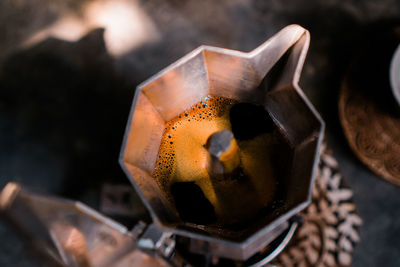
[0, 182, 170, 267]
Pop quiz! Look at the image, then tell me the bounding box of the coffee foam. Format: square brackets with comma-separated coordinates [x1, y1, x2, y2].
[152, 95, 278, 225]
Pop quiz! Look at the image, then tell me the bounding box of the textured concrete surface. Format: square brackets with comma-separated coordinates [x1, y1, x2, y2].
[0, 0, 400, 266]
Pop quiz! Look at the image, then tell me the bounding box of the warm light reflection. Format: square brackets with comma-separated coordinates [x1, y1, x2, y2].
[24, 15, 89, 45]
[85, 0, 159, 56]
[22, 0, 160, 57]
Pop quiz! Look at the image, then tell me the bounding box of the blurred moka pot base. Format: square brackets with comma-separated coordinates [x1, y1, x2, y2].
[120, 25, 324, 260]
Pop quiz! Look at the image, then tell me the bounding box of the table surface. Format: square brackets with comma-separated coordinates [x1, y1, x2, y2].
[0, 0, 399, 266]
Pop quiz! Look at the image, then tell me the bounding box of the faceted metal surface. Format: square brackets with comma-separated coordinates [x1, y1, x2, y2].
[120, 25, 324, 260]
[0, 182, 171, 267]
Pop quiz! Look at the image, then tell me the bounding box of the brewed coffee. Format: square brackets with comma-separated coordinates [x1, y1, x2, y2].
[153, 95, 288, 225]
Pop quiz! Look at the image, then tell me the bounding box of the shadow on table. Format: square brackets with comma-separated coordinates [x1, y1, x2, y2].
[0, 29, 138, 203]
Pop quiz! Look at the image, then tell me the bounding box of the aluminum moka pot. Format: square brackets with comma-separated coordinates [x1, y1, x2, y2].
[0, 25, 324, 267]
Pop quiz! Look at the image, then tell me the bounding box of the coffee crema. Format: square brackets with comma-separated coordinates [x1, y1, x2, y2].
[152, 95, 281, 225]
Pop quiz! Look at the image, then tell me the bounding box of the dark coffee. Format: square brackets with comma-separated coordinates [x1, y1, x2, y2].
[153, 95, 286, 225]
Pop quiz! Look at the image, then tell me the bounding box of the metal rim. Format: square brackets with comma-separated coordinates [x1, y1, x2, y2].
[390, 43, 400, 106]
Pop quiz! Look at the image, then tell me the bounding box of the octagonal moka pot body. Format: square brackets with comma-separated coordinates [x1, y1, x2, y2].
[120, 24, 325, 261]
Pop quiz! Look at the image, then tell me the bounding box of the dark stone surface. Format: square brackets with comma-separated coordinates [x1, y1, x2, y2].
[0, 0, 399, 266]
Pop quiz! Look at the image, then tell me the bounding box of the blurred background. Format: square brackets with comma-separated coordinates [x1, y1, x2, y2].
[0, 0, 399, 266]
